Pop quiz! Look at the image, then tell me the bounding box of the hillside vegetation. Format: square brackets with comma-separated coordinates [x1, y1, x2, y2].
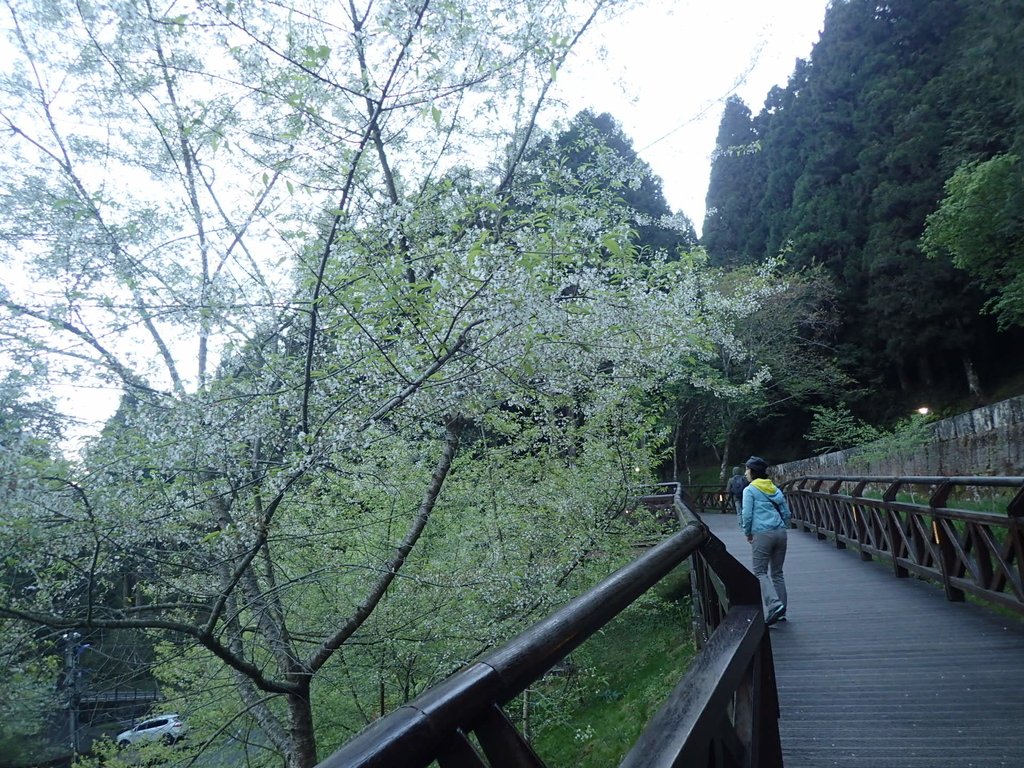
[702, 0, 1024, 457]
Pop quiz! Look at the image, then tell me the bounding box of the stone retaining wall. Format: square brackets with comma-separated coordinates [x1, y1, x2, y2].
[773, 394, 1024, 483]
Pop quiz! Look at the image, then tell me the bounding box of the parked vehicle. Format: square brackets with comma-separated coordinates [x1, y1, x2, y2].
[116, 713, 187, 747]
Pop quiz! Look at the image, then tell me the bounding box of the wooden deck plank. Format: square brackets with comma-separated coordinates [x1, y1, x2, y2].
[703, 512, 1024, 768]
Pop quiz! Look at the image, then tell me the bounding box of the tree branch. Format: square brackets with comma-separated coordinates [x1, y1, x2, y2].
[497, 1, 609, 196]
[362, 320, 482, 427]
[307, 415, 462, 672]
[0, 297, 165, 396]
[0, 605, 298, 694]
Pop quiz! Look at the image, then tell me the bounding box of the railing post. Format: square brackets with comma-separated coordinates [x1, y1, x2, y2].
[887, 508, 909, 579]
[812, 479, 828, 539]
[850, 480, 871, 561]
[734, 631, 783, 768]
[827, 480, 845, 549]
[931, 481, 966, 603]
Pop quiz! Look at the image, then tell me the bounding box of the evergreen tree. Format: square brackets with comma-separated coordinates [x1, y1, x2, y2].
[543, 110, 698, 258]
[703, 97, 769, 266]
[701, 0, 1023, 416]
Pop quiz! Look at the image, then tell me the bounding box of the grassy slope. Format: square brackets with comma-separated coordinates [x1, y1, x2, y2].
[529, 567, 695, 767]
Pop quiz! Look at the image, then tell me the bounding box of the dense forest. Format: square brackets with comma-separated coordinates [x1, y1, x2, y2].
[702, 0, 1024, 457]
[1, 1, 1023, 766]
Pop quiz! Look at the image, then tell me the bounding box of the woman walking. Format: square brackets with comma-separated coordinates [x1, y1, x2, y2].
[740, 456, 790, 625]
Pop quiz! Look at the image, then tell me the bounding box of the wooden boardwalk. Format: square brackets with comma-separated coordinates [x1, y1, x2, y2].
[703, 512, 1024, 768]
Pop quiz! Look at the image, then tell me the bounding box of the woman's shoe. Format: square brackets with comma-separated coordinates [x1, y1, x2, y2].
[765, 604, 786, 626]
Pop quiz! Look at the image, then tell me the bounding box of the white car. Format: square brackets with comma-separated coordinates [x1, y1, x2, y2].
[116, 713, 188, 747]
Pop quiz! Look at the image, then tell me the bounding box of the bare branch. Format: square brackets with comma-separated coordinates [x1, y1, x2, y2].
[307, 415, 462, 672]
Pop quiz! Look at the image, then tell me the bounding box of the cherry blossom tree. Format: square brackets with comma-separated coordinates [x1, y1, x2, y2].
[0, 1, 781, 764]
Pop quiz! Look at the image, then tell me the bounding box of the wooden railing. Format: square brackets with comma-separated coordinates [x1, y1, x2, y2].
[634, 488, 782, 768]
[684, 484, 732, 515]
[317, 484, 782, 768]
[783, 475, 1024, 615]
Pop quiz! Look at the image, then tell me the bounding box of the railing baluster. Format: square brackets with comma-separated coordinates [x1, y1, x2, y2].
[437, 730, 489, 768]
[969, 522, 994, 589]
[937, 518, 968, 602]
[1004, 525, 1024, 599]
[887, 508, 910, 578]
[473, 704, 546, 768]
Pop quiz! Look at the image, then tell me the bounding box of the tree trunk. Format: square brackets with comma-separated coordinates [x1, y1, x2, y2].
[670, 421, 678, 482]
[719, 433, 732, 482]
[287, 689, 318, 768]
[961, 350, 984, 401]
[680, 420, 692, 485]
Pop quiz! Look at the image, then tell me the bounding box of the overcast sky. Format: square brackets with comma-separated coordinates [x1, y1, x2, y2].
[554, 0, 830, 233]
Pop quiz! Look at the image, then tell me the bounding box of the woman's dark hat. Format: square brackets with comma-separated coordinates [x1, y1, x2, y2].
[745, 456, 769, 472]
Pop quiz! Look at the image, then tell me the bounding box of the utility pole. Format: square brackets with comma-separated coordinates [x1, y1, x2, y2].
[61, 631, 82, 757]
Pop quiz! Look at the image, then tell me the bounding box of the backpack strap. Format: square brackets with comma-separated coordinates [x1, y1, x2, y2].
[756, 487, 785, 522]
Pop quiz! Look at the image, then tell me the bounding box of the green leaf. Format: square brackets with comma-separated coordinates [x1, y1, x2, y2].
[302, 44, 331, 68]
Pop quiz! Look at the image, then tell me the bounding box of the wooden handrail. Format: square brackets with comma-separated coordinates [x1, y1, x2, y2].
[317, 483, 783, 768]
